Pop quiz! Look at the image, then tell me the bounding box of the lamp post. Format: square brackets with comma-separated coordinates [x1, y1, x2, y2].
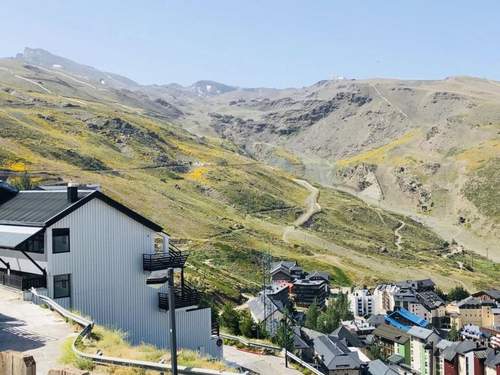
[146, 267, 178, 375]
[167, 268, 178, 375]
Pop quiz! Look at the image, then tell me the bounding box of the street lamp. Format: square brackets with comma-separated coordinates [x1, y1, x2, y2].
[146, 268, 178, 375]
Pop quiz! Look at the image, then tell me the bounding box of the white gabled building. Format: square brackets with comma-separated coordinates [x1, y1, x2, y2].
[0, 183, 222, 358]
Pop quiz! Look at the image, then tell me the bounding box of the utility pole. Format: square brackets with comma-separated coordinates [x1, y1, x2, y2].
[167, 268, 178, 375]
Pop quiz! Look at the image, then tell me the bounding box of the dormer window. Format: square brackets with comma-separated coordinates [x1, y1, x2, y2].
[53, 228, 70, 253]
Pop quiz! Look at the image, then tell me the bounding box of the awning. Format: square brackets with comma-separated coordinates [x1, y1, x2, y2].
[0, 225, 43, 249]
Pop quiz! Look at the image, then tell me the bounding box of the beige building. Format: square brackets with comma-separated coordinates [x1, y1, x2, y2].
[447, 296, 496, 329]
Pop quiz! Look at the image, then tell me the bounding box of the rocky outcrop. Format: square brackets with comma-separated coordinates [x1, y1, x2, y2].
[393, 166, 433, 212]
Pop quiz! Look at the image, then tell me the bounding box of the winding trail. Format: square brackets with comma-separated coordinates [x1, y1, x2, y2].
[394, 220, 406, 251]
[283, 179, 321, 242]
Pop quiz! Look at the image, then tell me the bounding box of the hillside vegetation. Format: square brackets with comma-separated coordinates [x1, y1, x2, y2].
[0, 55, 498, 296]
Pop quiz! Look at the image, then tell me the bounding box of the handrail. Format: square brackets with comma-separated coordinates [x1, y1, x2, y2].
[285, 351, 323, 375]
[220, 334, 281, 352]
[30, 288, 240, 375]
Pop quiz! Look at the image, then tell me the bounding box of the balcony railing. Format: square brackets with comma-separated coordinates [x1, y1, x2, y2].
[211, 320, 220, 337]
[143, 248, 189, 271]
[158, 283, 201, 310]
[0, 270, 46, 290]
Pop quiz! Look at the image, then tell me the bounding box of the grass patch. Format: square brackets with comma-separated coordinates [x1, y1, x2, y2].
[60, 325, 231, 374]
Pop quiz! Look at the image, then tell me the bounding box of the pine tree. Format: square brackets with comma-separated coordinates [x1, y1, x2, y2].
[220, 303, 241, 335]
[305, 300, 320, 330]
[448, 324, 460, 341]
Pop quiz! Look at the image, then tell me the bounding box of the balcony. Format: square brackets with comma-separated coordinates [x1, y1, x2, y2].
[143, 249, 188, 271]
[158, 283, 201, 310]
[211, 320, 220, 337]
[0, 269, 46, 290]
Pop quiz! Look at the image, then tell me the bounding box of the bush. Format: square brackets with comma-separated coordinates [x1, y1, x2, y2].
[220, 303, 240, 335]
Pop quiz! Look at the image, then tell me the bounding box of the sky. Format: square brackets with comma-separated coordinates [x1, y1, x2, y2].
[1, 0, 499, 88]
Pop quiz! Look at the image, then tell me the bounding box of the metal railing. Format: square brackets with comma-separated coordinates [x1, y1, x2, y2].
[0, 270, 46, 290]
[219, 334, 281, 352]
[143, 249, 189, 271]
[285, 351, 324, 375]
[29, 288, 239, 375]
[159, 283, 201, 310]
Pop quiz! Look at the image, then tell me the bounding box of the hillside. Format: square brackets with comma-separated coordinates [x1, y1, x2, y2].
[0, 49, 498, 297]
[154, 76, 500, 262]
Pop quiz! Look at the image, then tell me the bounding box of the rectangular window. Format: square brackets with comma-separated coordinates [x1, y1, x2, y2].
[53, 274, 71, 298]
[52, 228, 70, 253]
[17, 232, 45, 253]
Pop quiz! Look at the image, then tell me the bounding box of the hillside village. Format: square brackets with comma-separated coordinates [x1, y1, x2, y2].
[0, 181, 498, 374]
[0, 16, 500, 375]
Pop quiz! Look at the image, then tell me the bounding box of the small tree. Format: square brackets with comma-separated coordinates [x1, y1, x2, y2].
[447, 286, 469, 302]
[316, 293, 353, 333]
[239, 310, 255, 338]
[448, 324, 460, 341]
[273, 318, 294, 351]
[220, 303, 240, 335]
[305, 300, 320, 330]
[368, 342, 386, 360]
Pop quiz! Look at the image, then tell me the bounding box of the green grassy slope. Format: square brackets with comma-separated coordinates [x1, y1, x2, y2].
[0, 61, 498, 297]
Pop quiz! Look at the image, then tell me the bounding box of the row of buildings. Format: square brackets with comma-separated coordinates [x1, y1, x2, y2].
[278, 278, 500, 375]
[247, 260, 330, 334]
[348, 279, 500, 331]
[0, 182, 222, 358]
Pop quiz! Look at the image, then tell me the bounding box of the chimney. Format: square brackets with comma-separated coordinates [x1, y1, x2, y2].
[67, 183, 79, 203]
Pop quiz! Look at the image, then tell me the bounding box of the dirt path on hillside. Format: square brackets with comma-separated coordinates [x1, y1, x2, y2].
[330, 183, 499, 263]
[394, 220, 406, 251]
[283, 179, 321, 242]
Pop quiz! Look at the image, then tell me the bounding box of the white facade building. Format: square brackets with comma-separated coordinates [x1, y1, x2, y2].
[349, 289, 374, 318]
[0, 184, 222, 358]
[373, 284, 400, 315]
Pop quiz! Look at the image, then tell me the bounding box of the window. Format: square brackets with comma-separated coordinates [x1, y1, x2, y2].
[17, 232, 45, 253]
[52, 228, 70, 253]
[53, 274, 71, 298]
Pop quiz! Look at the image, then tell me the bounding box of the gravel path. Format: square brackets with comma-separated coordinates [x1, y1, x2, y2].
[224, 345, 302, 375]
[0, 286, 74, 374]
[283, 178, 321, 242]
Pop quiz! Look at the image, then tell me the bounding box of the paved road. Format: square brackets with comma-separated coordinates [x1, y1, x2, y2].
[0, 286, 74, 374]
[224, 345, 302, 375]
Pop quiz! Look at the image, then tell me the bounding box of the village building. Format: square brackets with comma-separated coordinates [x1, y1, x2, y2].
[0, 184, 222, 357]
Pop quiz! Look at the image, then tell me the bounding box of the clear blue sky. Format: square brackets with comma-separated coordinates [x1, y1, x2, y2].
[1, 0, 499, 88]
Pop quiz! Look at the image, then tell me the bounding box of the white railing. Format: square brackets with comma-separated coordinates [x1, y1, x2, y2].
[30, 288, 241, 375]
[220, 333, 281, 352]
[285, 351, 324, 375]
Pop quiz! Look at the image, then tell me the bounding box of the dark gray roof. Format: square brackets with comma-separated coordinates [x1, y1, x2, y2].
[373, 324, 410, 344]
[0, 189, 163, 231]
[473, 289, 500, 301]
[307, 271, 330, 281]
[331, 326, 363, 347]
[417, 291, 445, 310]
[368, 314, 387, 327]
[368, 360, 399, 375]
[292, 326, 310, 350]
[442, 340, 480, 361]
[0, 191, 92, 226]
[313, 335, 362, 370]
[485, 350, 500, 368]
